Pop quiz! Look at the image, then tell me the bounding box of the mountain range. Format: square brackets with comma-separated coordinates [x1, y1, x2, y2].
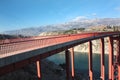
[2, 18, 120, 36]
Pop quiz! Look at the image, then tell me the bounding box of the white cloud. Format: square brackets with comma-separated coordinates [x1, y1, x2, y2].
[92, 13, 97, 16]
[72, 16, 87, 21]
[115, 7, 120, 11]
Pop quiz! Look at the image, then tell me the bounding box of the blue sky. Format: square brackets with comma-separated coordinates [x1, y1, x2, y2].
[0, 0, 120, 32]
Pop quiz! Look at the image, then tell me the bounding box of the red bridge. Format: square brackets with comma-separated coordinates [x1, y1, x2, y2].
[0, 32, 120, 80]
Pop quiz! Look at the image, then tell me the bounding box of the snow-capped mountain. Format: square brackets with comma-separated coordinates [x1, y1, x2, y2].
[2, 18, 120, 36]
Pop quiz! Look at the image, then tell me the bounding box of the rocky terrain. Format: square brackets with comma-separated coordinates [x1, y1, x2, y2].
[74, 38, 109, 54]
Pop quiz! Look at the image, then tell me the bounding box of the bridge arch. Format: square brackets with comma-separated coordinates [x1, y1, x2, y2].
[0, 32, 120, 80]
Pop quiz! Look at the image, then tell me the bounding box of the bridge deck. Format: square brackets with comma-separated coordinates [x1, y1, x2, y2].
[0, 32, 120, 80]
[0, 32, 119, 67]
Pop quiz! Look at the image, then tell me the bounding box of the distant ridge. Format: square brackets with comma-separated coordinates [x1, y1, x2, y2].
[2, 18, 120, 36]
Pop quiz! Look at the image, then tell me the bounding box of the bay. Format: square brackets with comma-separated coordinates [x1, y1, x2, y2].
[47, 52, 109, 79]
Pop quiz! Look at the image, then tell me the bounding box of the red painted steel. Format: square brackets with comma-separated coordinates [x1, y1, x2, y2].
[0, 32, 120, 79]
[112, 36, 120, 79]
[0, 32, 118, 58]
[65, 49, 71, 80]
[0, 31, 119, 45]
[108, 37, 114, 80]
[117, 39, 120, 80]
[88, 41, 93, 80]
[36, 60, 41, 80]
[70, 48, 75, 80]
[112, 39, 119, 80]
[0, 32, 119, 58]
[100, 38, 105, 80]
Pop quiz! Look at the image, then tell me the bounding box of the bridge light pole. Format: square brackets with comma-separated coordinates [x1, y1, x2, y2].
[88, 41, 93, 80]
[100, 38, 105, 80]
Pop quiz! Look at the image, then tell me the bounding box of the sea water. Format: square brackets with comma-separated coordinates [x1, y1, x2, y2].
[47, 52, 109, 79]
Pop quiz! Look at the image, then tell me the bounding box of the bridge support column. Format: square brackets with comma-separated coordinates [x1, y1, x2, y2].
[117, 39, 120, 80]
[100, 38, 105, 80]
[65, 49, 71, 80]
[88, 41, 93, 80]
[36, 60, 41, 80]
[65, 48, 75, 80]
[70, 48, 75, 80]
[108, 37, 114, 80]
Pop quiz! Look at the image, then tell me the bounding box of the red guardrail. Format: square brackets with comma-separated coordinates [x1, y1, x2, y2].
[0, 32, 119, 57]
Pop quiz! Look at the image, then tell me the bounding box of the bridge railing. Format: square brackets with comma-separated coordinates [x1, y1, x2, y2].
[0, 32, 119, 57]
[0, 31, 117, 45]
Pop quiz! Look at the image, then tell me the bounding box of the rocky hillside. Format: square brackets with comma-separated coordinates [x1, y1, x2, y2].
[74, 38, 109, 54]
[2, 18, 120, 36]
[39, 28, 85, 36]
